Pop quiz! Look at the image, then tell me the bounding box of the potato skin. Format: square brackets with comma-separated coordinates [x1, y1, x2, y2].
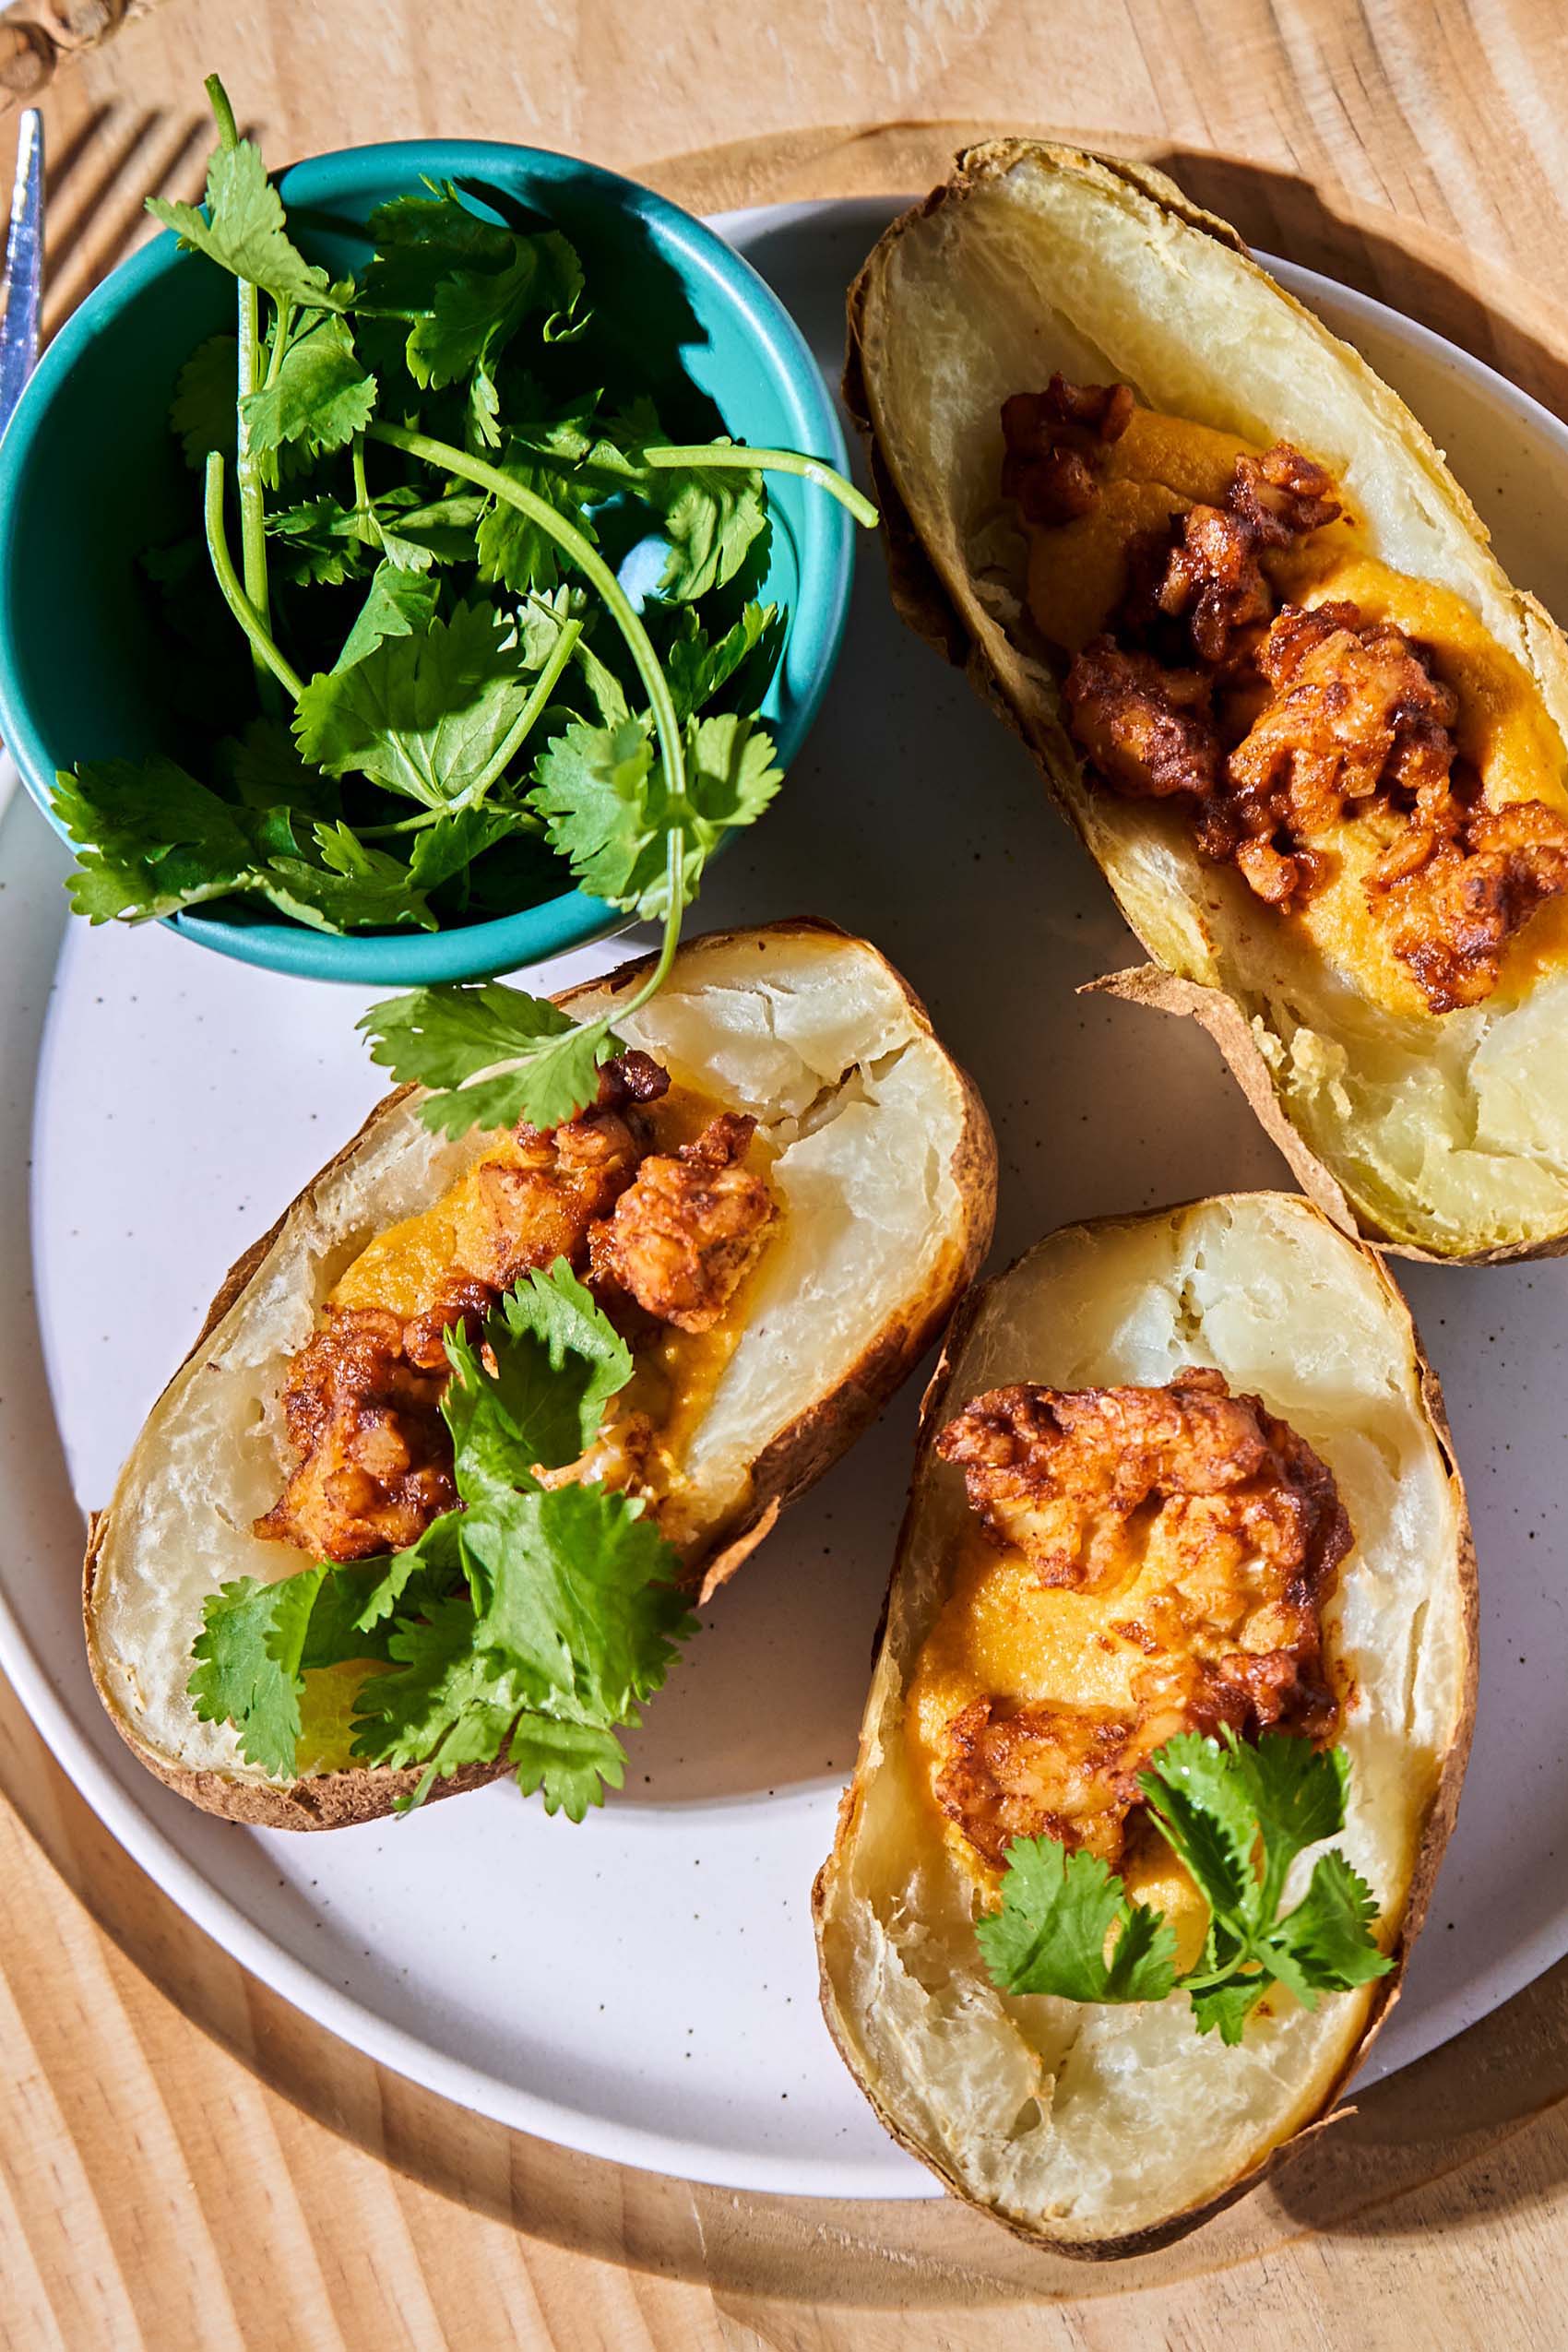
[813, 1194, 1477, 2255]
[845, 142, 1568, 1267]
[83, 920, 997, 1831]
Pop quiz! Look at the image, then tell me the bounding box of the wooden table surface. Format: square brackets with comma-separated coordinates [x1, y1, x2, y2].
[8, 3, 1568, 2344]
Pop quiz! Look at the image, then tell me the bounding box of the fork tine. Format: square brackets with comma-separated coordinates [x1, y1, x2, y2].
[0, 107, 43, 441]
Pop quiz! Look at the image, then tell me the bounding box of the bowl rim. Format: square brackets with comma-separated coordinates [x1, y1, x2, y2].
[0, 136, 855, 985]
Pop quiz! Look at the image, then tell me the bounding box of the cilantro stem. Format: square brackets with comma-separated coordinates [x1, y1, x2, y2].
[203, 453, 305, 702]
[364, 421, 688, 831]
[641, 443, 879, 529]
[205, 73, 276, 711]
[623, 830, 686, 1012]
[359, 615, 582, 838]
[350, 437, 380, 551]
[542, 831, 684, 1087]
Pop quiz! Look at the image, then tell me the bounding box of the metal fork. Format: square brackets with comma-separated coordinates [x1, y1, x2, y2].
[0, 106, 42, 444]
[0, 106, 42, 823]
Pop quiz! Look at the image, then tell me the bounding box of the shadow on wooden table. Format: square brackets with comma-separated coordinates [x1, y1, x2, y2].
[650, 118, 1568, 427]
[1146, 144, 1568, 423]
[6, 1668, 1568, 2310]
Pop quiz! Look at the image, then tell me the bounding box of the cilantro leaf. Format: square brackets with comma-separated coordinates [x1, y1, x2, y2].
[192, 1238, 690, 1819]
[350, 1514, 466, 1634]
[404, 802, 524, 895]
[374, 487, 488, 570]
[53, 754, 436, 932]
[1265, 1850, 1393, 1994]
[293, 601, 532, 807]
[1228, 1731, 1351, 1921]
[358, 978, 619, 1136]
[508, 1715, 630, 1822]
[645, 446, 768, 602]
[1186, 1975, 1274, 2046]
[442, 1261, 633, 1480]
[1138, 1730, 1260, 1933]
[54, 757, 258, 921]
[475, 444, 597, 595]
[469, 1480, 690, 1718]
[222, 717, 339, 817]
[976, 1839, 1178, 2004]
[362, 184, 584, 389]
[263, 820, 436, 932]
[336, 561, 441, 670]
[266, 493, 372, 587]
[241, 313, 375, 462]
[666, 601, 779, 718]
[189, 1569, 327, 1776]
[148, 136, 342, 311]
[532, 710, 781, 917]
[980, 1731, 1393, 2048]
[350, 1591, 526, 1774]
[171, 332, 238, 467]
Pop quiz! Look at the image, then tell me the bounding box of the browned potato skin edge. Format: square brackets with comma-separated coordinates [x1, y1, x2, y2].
[843, 137, 1568, 1267]
[812, 1193, 1478, 2258]
[83, 919, 998, 1831]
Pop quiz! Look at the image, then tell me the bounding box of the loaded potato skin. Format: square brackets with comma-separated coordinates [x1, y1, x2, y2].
[848, 138, 1568, 1261]
[815, 1194, 1474, 2254]
[85, 923, 997, 1828]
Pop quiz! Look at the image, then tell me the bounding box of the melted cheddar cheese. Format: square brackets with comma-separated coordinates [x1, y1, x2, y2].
[1025, 405, 1568, 1018]
[907, 1522, 1214, 1966]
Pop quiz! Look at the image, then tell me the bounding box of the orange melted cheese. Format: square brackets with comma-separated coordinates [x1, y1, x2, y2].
[908, 1521, 1218, 1966]
[328, 1083, 775, 1498]
[1026, 405, 1568, 1018]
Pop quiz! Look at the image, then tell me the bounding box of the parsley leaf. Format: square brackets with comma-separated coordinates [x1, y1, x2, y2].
[979, 1730, 1394, 2047]
[293, 600, 532, 807]
[976, 1840, 1178, 2004]
[148, 135, 343, 311]
[358, 977, 617, 1136]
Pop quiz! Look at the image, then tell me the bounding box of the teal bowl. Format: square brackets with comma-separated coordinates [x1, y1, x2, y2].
[0, 141, 854, 984]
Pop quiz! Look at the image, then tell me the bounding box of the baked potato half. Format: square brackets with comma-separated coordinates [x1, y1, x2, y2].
[814, 1192, 1474, 2254]
[86, 921, 995, 1828]
[848, 139, 1568, 1261]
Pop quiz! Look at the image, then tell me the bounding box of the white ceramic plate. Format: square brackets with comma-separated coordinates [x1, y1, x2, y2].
[4, 196, 1568, 2200]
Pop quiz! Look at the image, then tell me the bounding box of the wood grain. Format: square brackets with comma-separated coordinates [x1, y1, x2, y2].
[8, 3, 1568, 2342]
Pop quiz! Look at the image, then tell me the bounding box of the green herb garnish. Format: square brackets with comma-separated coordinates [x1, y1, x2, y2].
[975, 1728, 1394, 2044]
[189, 1260, 695, 1817]
[57, 75, 874, 1119]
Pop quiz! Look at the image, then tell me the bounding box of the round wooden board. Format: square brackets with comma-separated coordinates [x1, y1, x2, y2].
[8, 19, 1568, 2337]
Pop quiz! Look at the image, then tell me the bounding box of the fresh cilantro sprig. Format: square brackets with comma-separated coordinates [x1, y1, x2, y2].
[189, 1261, 695, 1817]
[53, 75, 876, 980]
[975, 1728, 1394, 2046]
